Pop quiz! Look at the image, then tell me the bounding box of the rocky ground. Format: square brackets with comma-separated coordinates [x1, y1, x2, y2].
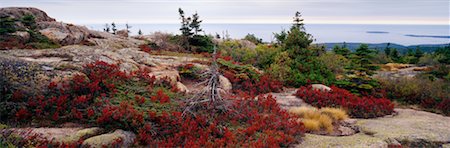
[1, 7, 449, 148]
[270, 89, 450, 148]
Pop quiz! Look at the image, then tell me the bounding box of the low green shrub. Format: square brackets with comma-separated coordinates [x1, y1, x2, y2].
[378, 77, 449, 115]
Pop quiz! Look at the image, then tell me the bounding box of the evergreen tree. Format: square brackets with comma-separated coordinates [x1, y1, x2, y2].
[103, 23, 110, 33]
[244, 33, 263, 45]
[384, 43, 392, 57]
[111, 22, 117, 34]
[138, 29, 143, 35]
[178, 8, 193, 37]
[415, 47, 424, 58]
[332, 44, 351, 57]
[0, 16, 16, 35]
[21, 14, 36, 30]
[390, 48, 400, 62]
[189, 12, 202, 35]
[354, 44, 377, 75]
[406, 48, 414, 56]
[273, 29, 287, 45]
[292, 11, 305, 30]
[125, 23, 132, 34]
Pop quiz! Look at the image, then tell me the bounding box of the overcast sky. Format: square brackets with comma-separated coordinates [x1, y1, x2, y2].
[1, 0, 449, 25]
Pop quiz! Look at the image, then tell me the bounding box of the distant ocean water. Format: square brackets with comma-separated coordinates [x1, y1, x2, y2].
[83, 24, 450, 46]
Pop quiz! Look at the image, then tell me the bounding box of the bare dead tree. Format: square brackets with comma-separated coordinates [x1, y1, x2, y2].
[182, 46, 231, 117]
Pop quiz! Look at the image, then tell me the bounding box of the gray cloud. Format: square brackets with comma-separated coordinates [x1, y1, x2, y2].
[0, 0, 448, 24]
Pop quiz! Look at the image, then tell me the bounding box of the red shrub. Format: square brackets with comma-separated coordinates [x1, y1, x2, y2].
[139, 44, 152, 53]
[136, 94, 304, 147]
[151, 89, 170, 104]
[15, 108, 30, 120]
[294, 86, 394, 118]
[12, 60, 303, 147]
[437, 99, 450, 115]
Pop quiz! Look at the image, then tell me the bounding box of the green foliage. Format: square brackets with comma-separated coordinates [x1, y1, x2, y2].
[189, 35, 214, 53]
[434, 45, 450, 64]
[189, 12, 202, 35]
[335, 44, 381, 95]
[332, 44, 351, 57]
[254, 45, 281, 69]
[378, 76, 449, 114]
[418, 53, 441, 66]
[0, 16, 16, 35]
[176, 8, 212, 52]
[273, 29, 287, 45]
[111, 22, 117, 34]
[218, 59, 260, 81]
[178, 8, 194, 37]
[267, 51, 293, 83]
[243, 34, 263, 45]
[267, 11, 334, 87]
[317, 52, 350, 75]
[284, 26, 313, 52]
[26, 30, 60, 49]
[351, 44, 378, 75]
[21, 14, 36, 30]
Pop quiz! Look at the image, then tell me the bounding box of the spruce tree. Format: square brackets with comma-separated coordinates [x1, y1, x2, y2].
[125, 23, 132, 34]
[178, 8, 193, 37]
[111, 22, 117, 34]
[293, 11, 305, 30]
[384, 43, 392, 57]
[354, 44, 377, 75]
[0, 16, 16, 35]
[103, 23, 110, 33]
[415, 47, 424, 58]
[190, 12, 203, 35]
[21, 14, 36, 30]
[333, 44, 351, 57]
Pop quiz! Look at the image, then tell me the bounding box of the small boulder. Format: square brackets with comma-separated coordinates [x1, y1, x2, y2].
[311, 84, 331, 92]
[12, 31, 30, 41]
[82, 129, 136, 148]
[176, 82, 189, 93]
[219, 75, 232, 92]
[57, 127, 103, 144]
[116, 29, 129, 38]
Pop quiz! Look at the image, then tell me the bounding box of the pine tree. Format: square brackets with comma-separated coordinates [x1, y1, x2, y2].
[125, 23, 132, 34]
[103, 23, 110, 33]
[293, 11, 305, 30]
[21, 14, 36, 30]
[354, 44, 377, 75]
[384, 43, 391, 56]
[190, 12, 203, 35]
[333, 44, 351, 57]
[415, 47, 424, 58]
[0, 16, 16, 35]
[111, 22, 117, 34]
[178, 8, 193, 37]
[138, 29, 143, 35]
[390, 48, 400, 62]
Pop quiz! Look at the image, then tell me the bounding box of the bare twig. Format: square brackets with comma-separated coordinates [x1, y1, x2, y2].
[182, 46, 231, 117]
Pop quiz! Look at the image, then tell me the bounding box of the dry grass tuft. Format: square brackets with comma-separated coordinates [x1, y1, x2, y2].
[290, 106, 349, 133]
[300, 119, 320, 131]
[318, 114, 333, 133]
[319, 107, 348, 121]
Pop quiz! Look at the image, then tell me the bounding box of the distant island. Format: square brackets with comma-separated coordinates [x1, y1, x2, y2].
[366, 31, 389, 34]
[405, 34, 450, 39]
[319, 42, 450, 53]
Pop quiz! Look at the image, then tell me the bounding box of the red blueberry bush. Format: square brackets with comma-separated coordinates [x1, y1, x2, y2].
[8, 60, 304, 147]
[294, 85, 395, 118]
[137, 94, 304, 147]
[219, 58, 283, 96]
